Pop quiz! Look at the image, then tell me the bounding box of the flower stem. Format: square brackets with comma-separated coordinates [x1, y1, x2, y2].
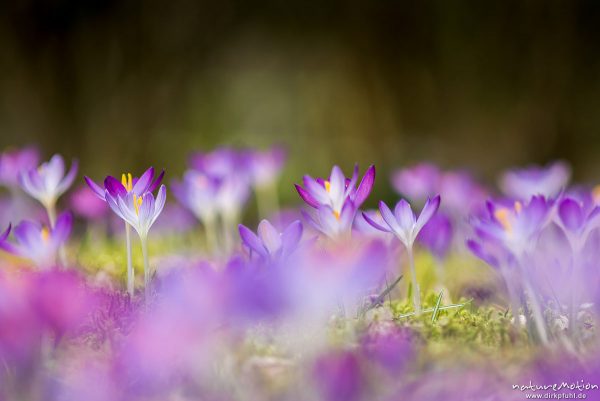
[204, 216, 218, 255]
[141, 236, 150, 301]
[125, 223, 134, 297]
[46, 200, 67, 268]
[407, 246, 422, 315]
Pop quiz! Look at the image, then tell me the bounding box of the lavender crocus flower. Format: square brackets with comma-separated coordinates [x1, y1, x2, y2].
[0, 147, 40, 189]
[363, 196, 440, 314]
[84, 167, 164, 202]
[391, 163, 441, 201]
[238, 219, 303, 262]
[245, 146, 286, 189]
[0, 212, 72, 268]
[296, 165, 375, 238]
[500, 161, 570, 200]
[18, 154, 78, 217]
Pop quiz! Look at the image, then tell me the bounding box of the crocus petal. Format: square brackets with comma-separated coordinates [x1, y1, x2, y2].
[46, 155, 66, 189]
[415, 195, 441, 233]
[466, 239, 500, 268]
[378, 201, 402, 234]
[238, 224, 268, 257]
[303, 176, 330, 205]
[105, 191, 126, 222]
[318, 205, 341, 236]
[56, 159, 78, 196]
[257, 220, 282, 255]
[132, 167, 155, 195]
[52, 212, 73, 245]
[338, 200, 357, 229]
[0, 224, 11, 243]
[329, 166, 346, 200]
[104, 176, 127, 197]
[354, 165, 375, 207]
[84, 176, 106, 200]
[301, 209, 322, 232]
[281, 220, 303, 257]
[295, 184, 320, 208]
[14, 220, 43, 250]
[139, 192, 155, 232]
[558, 198, 584, 232]
[148, 169, 165, 193]
[362, 212, 391, 232]
[394, 199, 416, 232]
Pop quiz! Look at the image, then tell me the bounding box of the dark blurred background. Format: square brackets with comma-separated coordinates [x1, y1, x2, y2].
[1, 0, 600, 202]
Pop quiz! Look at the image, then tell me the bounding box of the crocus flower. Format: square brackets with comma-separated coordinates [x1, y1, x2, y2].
[556, 197, 600, 243]
[363, 196, 441, 249]
[0, 147, 39, 188]
[296, 165, 375, 238]
[238, 219, 303, 262]
[245, 146, 286, 188]
[312, 350, 365, 401]
[363, 196, 440, 314]
[69, 185, 108, 220]
[391, 163, 441, 201]
[417, 212, 453, 260]
[84, 167, 164, 202]
[105, 185, 166, 241]
[0, 212, 72, 268]
[500, 161, 570, 200]
[18, 154, 78, 213]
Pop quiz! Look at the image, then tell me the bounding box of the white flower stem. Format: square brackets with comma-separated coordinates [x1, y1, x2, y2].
[407, 246, 422, 315]
[125, 223, 134, 297]
[141, 236, 150, 301]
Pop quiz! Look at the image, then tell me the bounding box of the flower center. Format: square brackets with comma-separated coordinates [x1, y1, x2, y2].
[41, 227, 50, 242]
[494, 202, 522, 232]
[133, 194, 143, 215]
[121, 173, 133, 192]
[324, 180, 331, 193]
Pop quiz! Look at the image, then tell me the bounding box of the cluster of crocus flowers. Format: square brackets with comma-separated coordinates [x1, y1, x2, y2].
[295, 164, 375, 238]
[173, 146, 286, 254]
[85, 167, 165, 297]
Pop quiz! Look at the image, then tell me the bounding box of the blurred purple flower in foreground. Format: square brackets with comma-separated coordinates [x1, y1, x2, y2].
[69, 185, 108, 220]
[0, 212, 72, 268]
[500, 161, 570, 200]
[312, 350, 365, 401]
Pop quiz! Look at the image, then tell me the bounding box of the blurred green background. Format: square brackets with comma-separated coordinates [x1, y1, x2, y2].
[1, 0, 600, 203]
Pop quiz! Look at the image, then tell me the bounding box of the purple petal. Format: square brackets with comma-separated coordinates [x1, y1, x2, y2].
[354, 165, 375, 207]
[329, 166, 346, 199]
[295, 184, 320, 208]
[338, 200, 357, 229]
[56, 159, 78, 195]
[0, 224, 11, 242]
[52, 212, 73, 244]
[258, 219, 282, 254]
[132, 167, 154, 195]
[415, 195, 441, 232]
[362, 212, 391, 232]
[84, 176, 106, 200]
[281, 220, 303, 256]
[394, 199, 416, 231]
[148, 169, 165, 193]
[379, 201, 402, 234]
[238, 224, 268, 257]
[303, 176, 330, 205]
[139, 192, 155, 227]
[558, 198, 583, 232]
[104, 176, 127, 197]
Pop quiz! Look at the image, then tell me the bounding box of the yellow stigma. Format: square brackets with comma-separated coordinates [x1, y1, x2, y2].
[133, 194, 143, 215]
[324, 180, 331, 193]
[494, 208, 512, 232]
[121, 173, 133, 192]
[333, 210, 340, 220]
[40, 227, 50, 242]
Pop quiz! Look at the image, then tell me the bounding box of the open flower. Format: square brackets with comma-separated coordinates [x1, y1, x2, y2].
[363, 196, 440, 248]
[18, 154, 78, 210]
[0, 212, 72, 268]
[245, 146, 286, 188]
[84, 167, 164, 201]
[500, 161, 570, 200]
[296, 165, 375, 238]
[238, 219, 303, 262]
[0, 147, 40, 189]
[105, 185, 167, 240]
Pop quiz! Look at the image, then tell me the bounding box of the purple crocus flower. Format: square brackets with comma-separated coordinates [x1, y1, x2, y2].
[312, 350, 365, 401]
[18, 154, 78, 210]
[556, 197, 600, 242]
[0, 212, 72, 268]
[0, 147, 40, 188]
[105, 185, 167, 240]
[363, 196, 441, 249]
[245, 146, 286, 188]
[84, 167, 164, 202]
[238, 219, 303, 261]
[296, 165, 375, 238]
[391, 162, 441, 201]
[500, 161, 570, 200]
[172, 170, 221, 224]
[417, 212, 453, 260]
[69, 185, 108, 220]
